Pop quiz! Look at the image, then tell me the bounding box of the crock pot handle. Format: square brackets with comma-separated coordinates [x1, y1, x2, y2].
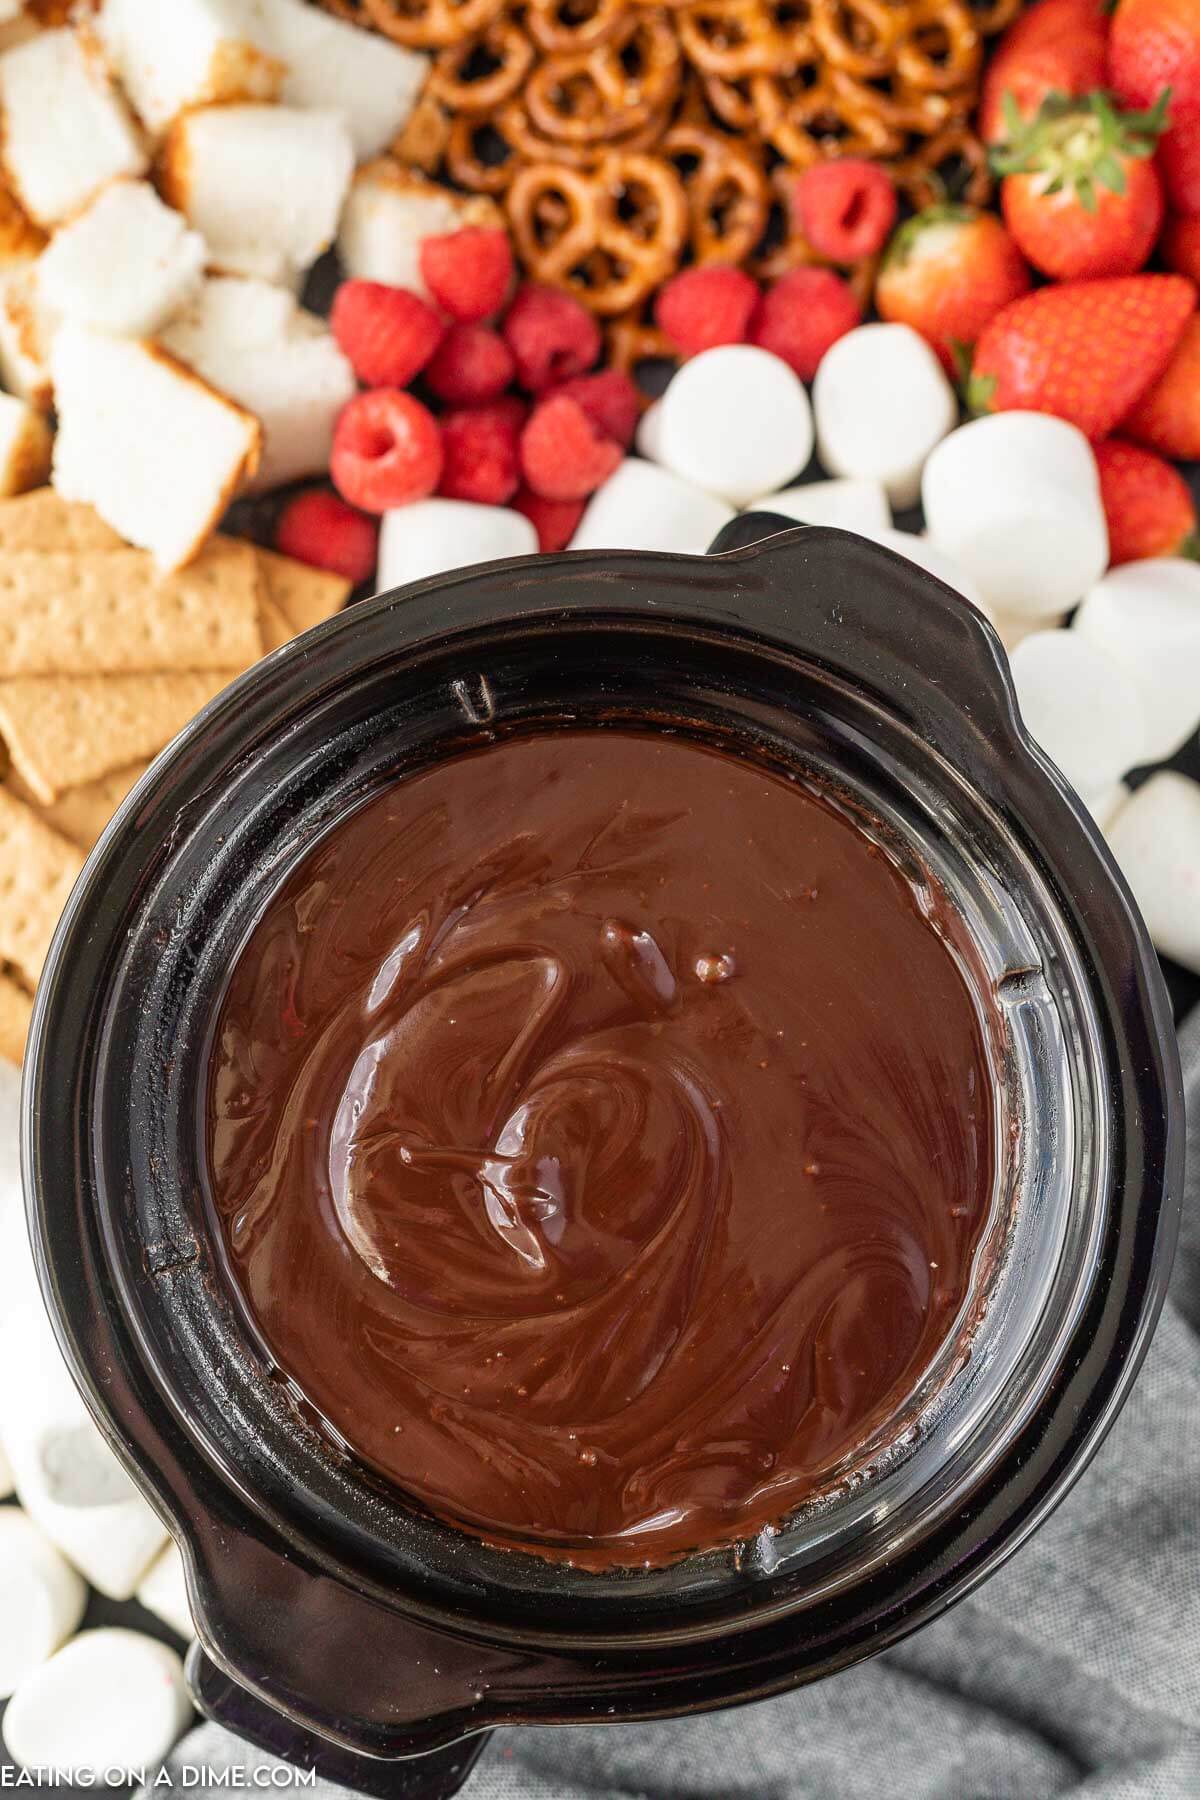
[707, 511, 803, 556]
[186, 1645, 491, 1798]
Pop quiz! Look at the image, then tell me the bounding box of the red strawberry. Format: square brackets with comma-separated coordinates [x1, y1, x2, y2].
[547, 370, 641, 448]
[438, 397, 525, 506]
[330, 281, 445, 388]
[418, 227, 514, 323]
[968, 274, 1196, 438]
[513, 486, 585, 553]
[519, 395, 622, 501]
[876, 205, 1031, 374]
[1121, 311, 1200, 456]
[1162, 211, 1200, 281]
[994, 92, 1168, 280]
[1094, 436, 1199, 560]
[275, 490, 378, 585]
[749, 267, 861, 380]
[1159, 108, 1200, 210]
[502, 285, 601, 392]
[654, 266, 761, 357]
[1109, 0, 1200, 113]
[331, 389, 443, 513]
[792, 159, 898, 262]
[424, 323, 516, 406]
[979, 0, 1108, 144]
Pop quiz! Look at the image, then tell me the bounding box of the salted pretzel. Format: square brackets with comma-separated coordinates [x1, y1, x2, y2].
[507, 153, 688, 313]
[527, 0, 630, 55]
[965, 0, 1024, 31]
[892, 120, 993, 208]
[500, 96, 679, 168]
[364, 0, 508, 49]
[663, 119, 770, 264]
[808, 0, 907, 80]
[676, 0, 815, 81]
[523, 11, 683, 145]
[445, 114, 518, 191]
[750, 68, 905, 164]
[429, 18, 536, 112]
[894, 0, 982, 93]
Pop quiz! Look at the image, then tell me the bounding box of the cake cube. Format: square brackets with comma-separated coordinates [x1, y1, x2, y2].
[161, 277, 356, 493]
[339, 162, 500, 298]
[96, 0, 283, 135]
[0, 392, 52, 496]
[51, 323, 262, 569]
[36, 179, 205, 337]
[160, 103, 353, 278]
[0, 27, 146, 226]
[249, 0, 429, 161]
[0, 263, 55, 410]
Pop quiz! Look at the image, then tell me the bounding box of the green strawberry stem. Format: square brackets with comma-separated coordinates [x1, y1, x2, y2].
[990, 88, 1171, 212]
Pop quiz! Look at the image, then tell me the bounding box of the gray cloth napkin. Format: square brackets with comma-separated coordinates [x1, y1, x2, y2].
[147, 1013, 1200, 1800]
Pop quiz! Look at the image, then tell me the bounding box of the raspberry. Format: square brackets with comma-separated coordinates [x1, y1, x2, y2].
[520, 394, 622, 501]
[547, 369, 641, 448]
[424, 323, 516, 406]
[502, 284, 601, 392]
[513, 485, 585, 553]
[793, 160, 898, 263]
[275, 489, 379, 585]
[750, 268, 862, 381]
[438, 397, 525, 505]
[419, 227, 514, 323]
[654, 266, 761, 357]
[331, 389, 443, 514]
[330, 280, 445, 388]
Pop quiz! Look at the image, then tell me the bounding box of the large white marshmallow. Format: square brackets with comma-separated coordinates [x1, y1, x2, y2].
[922, 414, 1108, 618]
[1073, 559, 1200, 764]
[0, 27, 147, 227]
[1009, 629, 1147, 801]
[813, 323, 956, 509]
[745, 477, 891, 537]
[338, 162, 498, 298]
[0, 391, 51, 496]
[655, 346, 813, 506]
[2, 1630, 192, 1779]
[863, 526, 992, 621]
[378, 500, 537, 592]
[570, 459, 734, 556]
[36, 179, 205, 338]
[161, 277, 356, 494]
[136, 1542, 195, 1642]
[0, 1509, 88, 1699]
[1107, 772, 1200, 972]
[97, 0, 285, 136]
[248, 0, 429, 162]
[634, 398, 663, 463]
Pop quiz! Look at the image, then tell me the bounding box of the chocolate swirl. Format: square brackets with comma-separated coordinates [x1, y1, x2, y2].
[208, 731, 997, 1566]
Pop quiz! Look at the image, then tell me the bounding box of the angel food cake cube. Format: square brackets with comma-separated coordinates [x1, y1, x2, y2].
[339, 163, 501, 298]
[96, 0, 283, 135]
[36, 180, 206, 338]
[0, 27, 146, 226]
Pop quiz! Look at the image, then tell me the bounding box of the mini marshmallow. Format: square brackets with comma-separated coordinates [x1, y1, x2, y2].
[2, 1630, 192, 1779]
[0, 1510, 88, 1699]
[1107, 773, 1200, 972]
[865, 526, 992, 621]
[248, 0, 429, 162]
[96, 0, 284, 136]
[922, 414, 1108, 618]
[634, 398, 663, 462]
[1074, 559, 1200, 764]
[570, 459, 734, 555]
[36, 179, 205, 338]
[1009, 630, 1147, 801]
[136, 1542, 195, 1641]
[812, 323, 956, 509]
[339, 162, 499, 297]
[0, 391, 51, 496]
[161, 105, 353, 277]
[378, 500, 537, 592]
[0, 28, 147, 227]
[161, 277, 356, 493]
[52, 323, 262, 569]
[656, 346, 813, 506]
[0, 1298, 168, 1598]
[748, 478, 891, 536]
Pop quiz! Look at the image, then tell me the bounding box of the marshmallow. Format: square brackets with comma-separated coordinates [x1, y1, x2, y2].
[0, 1297, 167, 1599]
[813, 323, 956, 509]
[1009, 630, 1147, 801]
[0, 1438, 12, 1498]
[1073, 559, 1200, 764]
[0, 27, 147, 227]
[0, 262, 55, 411]
[655, 345, 813, 506]
[248, 0, 429, 162]
[161, 277, 356, 493]
[1107, 773, 1200, 972]
[0, 1510, 88, 1699]
[36, 179, 205, 338]
[570, 459, 734, 555]
[745, 478, 891, 536]
[96, 0, 284, 136]
[160, 104, 354, 277]
[136, 1542, 195, 1642]
[2, 1630, 192, 1779]
[994, 610, 1066, 655]
[378, 500, 537, 592]
[52, 323, 262, 570]
[0, 391, 51, 496]
[339, 162, 498, 297]
[922, 414, 1108, 618]
[635, 398, 663, 462]
[864, 526, 992, 621]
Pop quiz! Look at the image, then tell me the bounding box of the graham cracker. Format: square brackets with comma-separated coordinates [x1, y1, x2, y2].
[0, 487, 125, 552]
[0, 788, 84, 988]
[258, 548, 350, 638]
[0, 537, 264, 676]
[258, 593, 293, 655]
[0, 966, 32, 1065]
[0, 669, 238, 803]
[16, 761, 149, 852]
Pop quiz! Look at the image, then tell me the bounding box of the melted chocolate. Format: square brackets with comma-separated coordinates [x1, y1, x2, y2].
[207, 731, 998, 1567]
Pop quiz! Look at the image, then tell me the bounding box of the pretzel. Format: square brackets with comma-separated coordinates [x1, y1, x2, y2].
[663, 120, 769, 265]
[500, 96, 678, 168]
[892, 120, 993, 209]
[527, 0, 630, 54]
[676, 1, 814, 81]
[445, 114, 518, 192]
[894, 0, 982, 94]
[606, 305, 680, 373]
[967, 0, 1025, 32]
[364, 0, 507, 49]
[429, 19, 536, 112]
[393, 91, 454, 172]
[523, 12, 683, 146]
[808, 0, 907, 80]
[698, 70, 760, 132]
[507, 153, 688, 313]
[749, 68, 905, 164]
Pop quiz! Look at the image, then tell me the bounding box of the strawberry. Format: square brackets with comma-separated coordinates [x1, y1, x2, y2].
[993, 92, 1167, 279]
[876, 205, 1031, 374]
[1162, 211, 1200, 281]
[275, 490, 379, 585]
[1093, 437, 1199, 561]
[1121, 312, 1200, 456]
[1109, 0, 1200, 113]
[1159, 108, 1200, 210]
[968, 274, 1196, 439]
[979, 0, 1108, 144]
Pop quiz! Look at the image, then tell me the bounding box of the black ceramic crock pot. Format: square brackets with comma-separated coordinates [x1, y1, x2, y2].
[22, 521, 1183, 1796]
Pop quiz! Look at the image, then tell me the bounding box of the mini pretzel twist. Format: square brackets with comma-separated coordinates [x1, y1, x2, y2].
[507, 152, 688, 313]
[524, 11, 682, 145]
[500, 96, 678, 167]
[663, 120, 769, 264]
[392, 91, 453, 173]
[364, 0, 507, 49]
[606, 305, 680, 372]
[429, 18, 536, 113]
[892, 119, 993, 208]
[808, 0, 907, 80]
[750, 68, 905, 164]
[445, 114, 518, 191]
[676, 0, 814, 80]
[527, 0, 630, 54]
[894, 0, 981, 93]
